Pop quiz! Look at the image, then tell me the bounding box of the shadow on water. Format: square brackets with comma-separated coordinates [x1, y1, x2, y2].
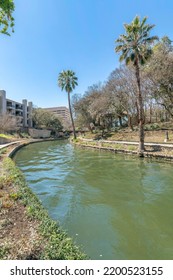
[14, 140, 173, 260]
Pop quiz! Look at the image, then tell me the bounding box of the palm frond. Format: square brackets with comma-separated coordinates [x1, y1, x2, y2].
[115, 15, 158, 67]
[58, 70, 78, 93]
[133, 15, 140, 26]
[141, 16, 148, 27]
[115, 44, 124, 52]
[125, 56, 132, 65]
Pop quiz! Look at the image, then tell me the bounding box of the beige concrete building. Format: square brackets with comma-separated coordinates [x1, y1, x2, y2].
[0, 90, 33, 128]
[43, 106, 71, 123]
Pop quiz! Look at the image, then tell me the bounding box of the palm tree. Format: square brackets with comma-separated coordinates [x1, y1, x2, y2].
[58, 70, 78, 139]
[115, 16, 158, 156]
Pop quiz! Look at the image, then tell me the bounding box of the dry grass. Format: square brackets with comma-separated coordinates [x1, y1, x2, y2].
[83, 125, 173, 143]
[109, 130, 173, 143]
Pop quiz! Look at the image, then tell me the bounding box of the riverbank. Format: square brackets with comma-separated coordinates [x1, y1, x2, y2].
[1, 134, 173, 259]
[73, 138, 173, 161]
[11, 138, 173, 259]
[0, 140, 86, 260]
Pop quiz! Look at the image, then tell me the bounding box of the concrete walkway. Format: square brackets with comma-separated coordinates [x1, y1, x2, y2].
[1, 138, 173, 151]
[0, 138, 57, 151]
[0, 141, 22, 150]
[80, 138, 173, 148]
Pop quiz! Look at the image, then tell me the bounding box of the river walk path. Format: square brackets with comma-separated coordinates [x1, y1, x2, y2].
[1, 138, 173, 151]
[80, 138, 173, 148]
[1, 138, 173, 164]
[1, 138, 173, 149]
[0, 141, 22, 150]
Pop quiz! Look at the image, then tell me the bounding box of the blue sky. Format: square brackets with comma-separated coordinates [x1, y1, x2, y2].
[0, 0, 173, 108]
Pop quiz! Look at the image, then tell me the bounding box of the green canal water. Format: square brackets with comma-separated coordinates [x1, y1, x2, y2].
[14, 140, 173, 260]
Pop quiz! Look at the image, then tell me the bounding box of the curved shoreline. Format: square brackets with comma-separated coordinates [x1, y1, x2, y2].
[0, 138, 86, 260]
[11, 137, 173, 260]
[2, 136, 173, 162]
[7, 139, 57, 158]
[1, 137, 173, 259]
[0, 138, 173, 161]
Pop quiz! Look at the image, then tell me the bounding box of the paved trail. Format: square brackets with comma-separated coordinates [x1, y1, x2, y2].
[0, 141, 21, 150]
[81, 138, 173, 148]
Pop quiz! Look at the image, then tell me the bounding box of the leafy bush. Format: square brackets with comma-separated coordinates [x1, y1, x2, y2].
[145, 123, 160, 131]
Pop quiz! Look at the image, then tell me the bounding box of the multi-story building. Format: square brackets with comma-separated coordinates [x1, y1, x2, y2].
[0, 90, 33, 128]
[43, 106, 71, 124]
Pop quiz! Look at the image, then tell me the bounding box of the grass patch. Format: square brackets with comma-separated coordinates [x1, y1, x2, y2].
[72, 138, 80, 143]
[0, 245, 10, 259]
[113, 143, 124, 149]
[78, 140, 139, 153]
[0, 134, 14, 139]
[82, 127, 173, 143]
[145, 123, 161, 131]
[81, 140, 126, 150]
[0, 148, 7, 156]
[126, 145, 137, 151]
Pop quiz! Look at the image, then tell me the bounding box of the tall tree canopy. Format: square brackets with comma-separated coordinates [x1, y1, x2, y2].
[0, 0, 15, 35]
[32, 108, 63, 132]
[115, 15, 158, 156]
[145, 37, 173, 117]
[58, 70, 78, 139]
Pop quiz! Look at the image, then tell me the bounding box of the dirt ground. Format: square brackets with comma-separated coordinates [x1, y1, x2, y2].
[84, 129, 173, 143]
[0, 155, 42, 259]
[109, 130, 173, 143]
[0, 198, 41, 259]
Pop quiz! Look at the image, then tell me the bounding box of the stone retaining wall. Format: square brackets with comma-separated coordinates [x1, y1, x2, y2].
[28, 129, 51, 138]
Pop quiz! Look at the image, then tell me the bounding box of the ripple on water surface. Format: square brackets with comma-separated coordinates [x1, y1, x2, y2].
[14, 140, 173, 260]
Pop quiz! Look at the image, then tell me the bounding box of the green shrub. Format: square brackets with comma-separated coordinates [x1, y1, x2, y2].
[127, 145, 137, 151]
[0, 134, 13, 139]
[0, 245, 10, 259]
[0, 148, 7, 156]
[145, 123, 160, 131]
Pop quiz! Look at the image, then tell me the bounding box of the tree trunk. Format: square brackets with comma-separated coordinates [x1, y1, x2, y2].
[165, 110, 168, 122]
[135, 62, 145, 156]
[128, 115, 133, 131]
[149, 103, 152, 123]
[88, 124, 93, 133]
[68, 91, 76, 139]
[118, 116, 122, 127]
[135, 101, 139, 125]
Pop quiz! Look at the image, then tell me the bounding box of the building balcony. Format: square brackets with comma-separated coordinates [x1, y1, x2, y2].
[7, 104, 15, 109]
[15, 108, 23, 112]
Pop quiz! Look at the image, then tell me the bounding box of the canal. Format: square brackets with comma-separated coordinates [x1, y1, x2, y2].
[14, 140, 173, 259]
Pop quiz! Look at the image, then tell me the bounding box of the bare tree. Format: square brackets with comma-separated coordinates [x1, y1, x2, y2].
[0, 113, 20, 133]
[145, 37, 173, 118]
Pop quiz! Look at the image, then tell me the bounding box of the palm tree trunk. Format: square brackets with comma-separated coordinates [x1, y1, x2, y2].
[68, 91, 76, 139]
[135, 62, 145, 156]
